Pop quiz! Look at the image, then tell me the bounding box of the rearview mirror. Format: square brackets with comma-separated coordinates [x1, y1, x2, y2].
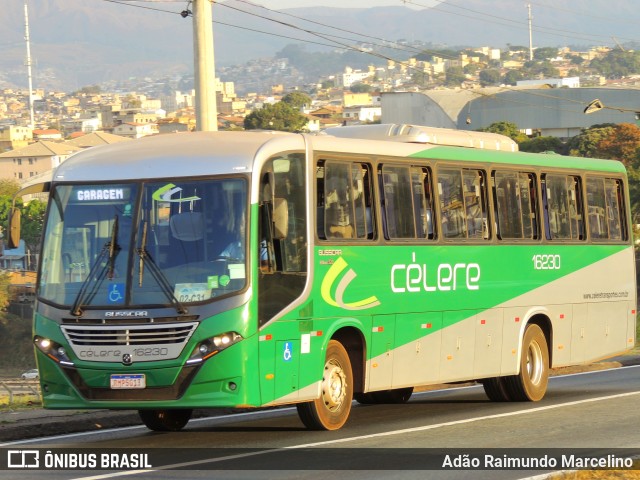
[8, 207, 21, 249]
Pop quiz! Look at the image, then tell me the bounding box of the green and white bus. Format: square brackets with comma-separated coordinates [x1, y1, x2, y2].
[9, 124, 636, 431]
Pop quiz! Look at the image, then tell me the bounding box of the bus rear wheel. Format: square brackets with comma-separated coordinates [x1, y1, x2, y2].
[138, 408, 192, 431]
[481, 377, 511, 402]
[297, 340, 353, 430]
[504, 323, 549, 401]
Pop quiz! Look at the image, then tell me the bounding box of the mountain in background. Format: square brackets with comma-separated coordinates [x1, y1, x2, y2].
[0, 0, 637, 90]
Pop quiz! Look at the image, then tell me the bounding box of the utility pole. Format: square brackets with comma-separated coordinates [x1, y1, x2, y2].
[192, 0, 218, 131]
[527, 3, 533, 61]
[24, 0, 35, 129]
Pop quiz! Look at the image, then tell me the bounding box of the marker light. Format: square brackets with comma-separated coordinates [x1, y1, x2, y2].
[187, 332, 243, 365]
[33, 336, 74, 366]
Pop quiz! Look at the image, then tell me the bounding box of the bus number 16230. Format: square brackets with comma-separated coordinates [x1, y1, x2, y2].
[532, 254, 561, 270]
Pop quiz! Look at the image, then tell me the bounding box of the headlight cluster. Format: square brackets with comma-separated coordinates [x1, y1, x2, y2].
[186, 332, 243, 365]
[33, 336, 74, 367]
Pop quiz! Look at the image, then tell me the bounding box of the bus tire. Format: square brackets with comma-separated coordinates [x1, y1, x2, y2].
[504, 323, 549, 401]
[374, 387, 414, 404]
[481, 377, 511, 402]
[138, 409, 192, 431]
[296, 340, 353, 430]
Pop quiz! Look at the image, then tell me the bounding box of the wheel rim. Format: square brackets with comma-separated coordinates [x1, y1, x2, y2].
[321, 358, 347, 411]
[526, 340, 544, 386]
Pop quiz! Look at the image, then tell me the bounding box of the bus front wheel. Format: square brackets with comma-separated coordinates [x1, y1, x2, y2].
[504, 323, 549, 401]
[296, 340, 353, 430]
[139, 408, 192, 431]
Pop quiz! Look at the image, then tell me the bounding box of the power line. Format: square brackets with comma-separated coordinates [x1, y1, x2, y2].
[404, 0, 638, 45]
[96, 0, 632, 116]
[527, 0, 640, 29]
[227, 0, 437, 58]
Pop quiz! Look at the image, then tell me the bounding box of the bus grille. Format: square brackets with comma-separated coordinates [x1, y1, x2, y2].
[61, 322, 198, 347]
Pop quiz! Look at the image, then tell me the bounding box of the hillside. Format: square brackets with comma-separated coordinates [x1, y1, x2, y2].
[0, 0, 637, 90]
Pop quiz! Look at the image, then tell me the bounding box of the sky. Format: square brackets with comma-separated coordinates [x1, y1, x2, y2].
[262, 1, 440, 9]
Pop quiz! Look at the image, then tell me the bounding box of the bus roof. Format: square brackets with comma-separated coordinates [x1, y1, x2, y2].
[50, 128, 626, 183]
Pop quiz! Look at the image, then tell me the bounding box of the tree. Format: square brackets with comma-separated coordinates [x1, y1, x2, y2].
[444, 66, 466, 87]
[0, 179, 20, 197]
[21, 200, 46, 268]
[0, 271, 10, 311]
[533, 47, 559, 61]
[479, 69, 501, 86]
[519, 136, 563, 154]
[593, 123, 640, 166]
[244, 102, 308, 132]
[282, 91, 311, 110]
[567, 123, 640, 226]
[503, 70, 524, 85]
[567, 124, 616, 158]
[479, 121, 528, 143]
[349, 83, 372, 93]
[589, 50, 640, 78]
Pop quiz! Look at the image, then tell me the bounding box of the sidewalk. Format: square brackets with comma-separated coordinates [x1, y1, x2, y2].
[1, 354, 639, 443]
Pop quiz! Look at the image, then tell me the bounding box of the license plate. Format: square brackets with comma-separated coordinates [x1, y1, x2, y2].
[110, 374, 146, 389]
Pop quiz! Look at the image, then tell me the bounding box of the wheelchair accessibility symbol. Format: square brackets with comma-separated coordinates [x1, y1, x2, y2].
[108, 283, 125, 304]
[283, 342, 292, 362]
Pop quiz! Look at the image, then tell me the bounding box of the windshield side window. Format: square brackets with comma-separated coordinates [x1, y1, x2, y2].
[258, 153, 308, 325]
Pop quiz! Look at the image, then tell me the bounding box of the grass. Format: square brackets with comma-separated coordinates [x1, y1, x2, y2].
[551, 459, 640, 479]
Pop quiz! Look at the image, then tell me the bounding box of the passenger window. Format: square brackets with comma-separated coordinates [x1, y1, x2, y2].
[438, 168, 489, 240]
[317, 160, 373, 240]
[493, 171, 538, 240]
[586, 177, 627, 241]
[543, 174, 584, 241]
[381, 165, 415, 239]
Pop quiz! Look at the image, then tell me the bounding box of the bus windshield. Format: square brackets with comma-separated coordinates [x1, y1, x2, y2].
[39, 178, 248, 312]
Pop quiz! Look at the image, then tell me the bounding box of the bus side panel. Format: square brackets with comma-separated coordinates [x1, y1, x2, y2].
[586, 301, 630, 362]
[570, 303, 588, 364]
[391, 311, 442, 389]
[550, 305, 573, 367]
[366, 314, 396, 391]
[500, 307, 525, 376]
[473, 308, 504, 379]
[439, 310, 477, 383]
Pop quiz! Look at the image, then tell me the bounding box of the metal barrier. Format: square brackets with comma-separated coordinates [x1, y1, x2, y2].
[0, 380, 42, 406]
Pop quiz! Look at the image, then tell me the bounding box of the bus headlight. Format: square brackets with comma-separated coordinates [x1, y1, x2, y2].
[33, 336, 74, 366]
[187, 332, 243, 364]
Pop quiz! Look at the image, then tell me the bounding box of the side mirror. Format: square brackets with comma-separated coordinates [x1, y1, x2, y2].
[8, 207, 21, 249]
[272, 198, 288, 239]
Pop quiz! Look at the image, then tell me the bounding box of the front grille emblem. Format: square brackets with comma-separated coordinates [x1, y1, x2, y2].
[122, 353, 133, 365]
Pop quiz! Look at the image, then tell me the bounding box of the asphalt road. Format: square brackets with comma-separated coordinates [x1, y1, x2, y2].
[3, 364, 640, 480]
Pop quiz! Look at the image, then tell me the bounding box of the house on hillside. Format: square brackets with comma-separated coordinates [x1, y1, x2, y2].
[113, 122, 158, 139]
[32, 129, 63, 141]
[0, 140, 80, 181]
[65, 131, 132, 148]
[0, 125, 32, 152]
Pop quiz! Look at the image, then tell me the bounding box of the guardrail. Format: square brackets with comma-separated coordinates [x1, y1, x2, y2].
[0, 380, 42, 406]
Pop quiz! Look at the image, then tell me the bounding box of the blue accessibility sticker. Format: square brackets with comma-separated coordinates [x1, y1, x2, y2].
[108, 283, 125, 304]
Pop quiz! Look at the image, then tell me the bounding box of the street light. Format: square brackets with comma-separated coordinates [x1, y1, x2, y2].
[584, 98, 640, 116]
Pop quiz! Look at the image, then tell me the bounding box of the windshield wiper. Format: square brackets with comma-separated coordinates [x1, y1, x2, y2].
[71, 215, 120, 316]
[137, 220, 188, 315]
